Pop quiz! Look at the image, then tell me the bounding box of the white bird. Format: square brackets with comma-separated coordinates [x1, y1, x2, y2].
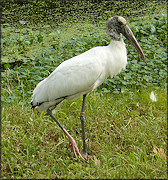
[31, 16, 145, 161]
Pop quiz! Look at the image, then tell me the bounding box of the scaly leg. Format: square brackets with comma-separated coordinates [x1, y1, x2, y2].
[47, 108, 85, 160]
[80, 94, 87, 156]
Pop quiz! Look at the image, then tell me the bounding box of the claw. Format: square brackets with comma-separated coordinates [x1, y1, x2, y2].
[63, 127, 86, 161]
[69, 137, 85, 161]
[84, 154, 88, 161]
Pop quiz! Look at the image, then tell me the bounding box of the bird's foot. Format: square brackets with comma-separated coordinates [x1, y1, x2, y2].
[63, 127, 86, 161]
[83, 154, 88, 161]
[68, 138, 87, 161]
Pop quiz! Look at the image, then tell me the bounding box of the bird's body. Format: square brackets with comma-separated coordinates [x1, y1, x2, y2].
[32, 39, 127, 112]
[31, 16, 145, 161]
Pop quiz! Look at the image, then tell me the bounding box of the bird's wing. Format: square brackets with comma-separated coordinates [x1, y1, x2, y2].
[32, 47, 106, 105]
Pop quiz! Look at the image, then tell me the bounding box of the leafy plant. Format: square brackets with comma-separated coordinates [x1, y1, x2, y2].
[1, 2, 167, 179]
[1, 13, 167, 104]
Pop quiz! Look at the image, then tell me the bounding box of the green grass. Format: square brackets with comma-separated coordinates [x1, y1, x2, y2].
[1, 2, 167, 178]
[1, 88, 167, 179]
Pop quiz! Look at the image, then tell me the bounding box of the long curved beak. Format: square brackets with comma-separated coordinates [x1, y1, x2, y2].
[122, 24, 145, 62]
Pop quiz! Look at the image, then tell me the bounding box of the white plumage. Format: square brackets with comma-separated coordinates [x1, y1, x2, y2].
[32, 40, 127, 111]
[31, 16, 145, 160]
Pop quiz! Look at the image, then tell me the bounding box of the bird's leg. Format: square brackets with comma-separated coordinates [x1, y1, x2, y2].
[47, 108, 85, 161]
[80, 94, 87, 157]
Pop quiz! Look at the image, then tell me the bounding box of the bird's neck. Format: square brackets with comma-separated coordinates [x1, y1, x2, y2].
[105, 39, 127, 79]
[108, 37, 125, 48]
[108, 39, 126, 59]
[107, 28, 122, 41]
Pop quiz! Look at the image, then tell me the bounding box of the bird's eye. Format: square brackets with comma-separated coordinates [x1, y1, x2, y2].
[118, 20, 123, 26]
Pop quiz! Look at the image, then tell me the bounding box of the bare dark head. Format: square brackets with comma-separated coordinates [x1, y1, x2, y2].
[107, 16, 127, 40]
[107, 16, 145, 62]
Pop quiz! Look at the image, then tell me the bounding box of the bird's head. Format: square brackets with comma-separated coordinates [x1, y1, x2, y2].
[107, 16, 145, 62]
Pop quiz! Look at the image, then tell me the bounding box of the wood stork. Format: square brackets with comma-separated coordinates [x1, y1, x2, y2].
[31, 16, 145, 160]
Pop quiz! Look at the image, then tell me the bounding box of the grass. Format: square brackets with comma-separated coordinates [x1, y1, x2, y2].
[1, 88, 167, 179]
[1, 2, 167, 178]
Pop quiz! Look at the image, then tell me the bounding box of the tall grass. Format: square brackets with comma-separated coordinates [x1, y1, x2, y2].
[1, 3, 167, 178]
[1, 88, 167, 179]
